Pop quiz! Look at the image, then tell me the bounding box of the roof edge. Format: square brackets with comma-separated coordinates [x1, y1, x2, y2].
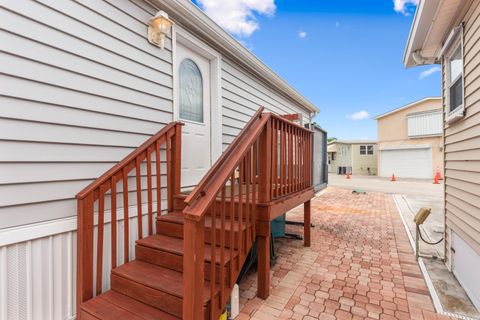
[374, 97, 442, 120]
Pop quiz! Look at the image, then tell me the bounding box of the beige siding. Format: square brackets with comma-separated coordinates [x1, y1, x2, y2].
[351, 144, 377, 175]
[444, 1, 480, 257]
[328, 143, 352, 173]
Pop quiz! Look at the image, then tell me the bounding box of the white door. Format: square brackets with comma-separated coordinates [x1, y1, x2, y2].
[175, 43, 211, 189]
[379, 147, 432, 179]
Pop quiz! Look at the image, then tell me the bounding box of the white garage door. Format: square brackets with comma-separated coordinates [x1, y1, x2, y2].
[380, 148, 432, 179]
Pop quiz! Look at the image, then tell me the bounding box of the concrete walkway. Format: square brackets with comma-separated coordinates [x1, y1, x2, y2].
[238, 187, 453, 320]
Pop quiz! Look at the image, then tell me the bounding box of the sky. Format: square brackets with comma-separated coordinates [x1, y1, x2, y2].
[192, 0, 441, 140]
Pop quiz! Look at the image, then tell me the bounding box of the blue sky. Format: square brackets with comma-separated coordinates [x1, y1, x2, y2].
[193, 0, 441, 140]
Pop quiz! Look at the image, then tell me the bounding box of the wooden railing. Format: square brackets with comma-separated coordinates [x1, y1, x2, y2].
[75, 122, 182, 314]
[182, 109, 312, 319]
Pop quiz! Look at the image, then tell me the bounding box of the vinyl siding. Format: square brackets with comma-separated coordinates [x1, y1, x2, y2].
[444, 0, 480, 257]
[0, 1, 313, 228]
[351, 144, 377, 175]
[221, 59, 311, 149]
[0, 0, 174, 230]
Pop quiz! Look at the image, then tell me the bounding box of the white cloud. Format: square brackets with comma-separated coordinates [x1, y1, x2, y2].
[347, 110, 370, 121]
[419, 66, 441, 79]
[335, 22, 340, 28]
[196, 0, 276, 37]
[393, 0, 419, 15]
[298, 31, 307, 39]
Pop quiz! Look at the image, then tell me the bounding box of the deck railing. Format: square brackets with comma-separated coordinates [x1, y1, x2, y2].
[182, 109, 312, 319]
[75, 122, 182, 315]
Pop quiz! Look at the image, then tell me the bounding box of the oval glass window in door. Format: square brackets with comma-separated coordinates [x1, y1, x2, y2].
[179, 58, 204, 123]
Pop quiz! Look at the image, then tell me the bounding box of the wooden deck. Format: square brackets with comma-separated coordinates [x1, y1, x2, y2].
[75, 108, 314, 319]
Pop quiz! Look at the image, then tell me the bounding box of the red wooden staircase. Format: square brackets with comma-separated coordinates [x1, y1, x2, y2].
[76, 108, 314, 320]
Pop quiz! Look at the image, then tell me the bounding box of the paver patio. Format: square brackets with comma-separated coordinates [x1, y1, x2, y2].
[237, 187, 453, 320]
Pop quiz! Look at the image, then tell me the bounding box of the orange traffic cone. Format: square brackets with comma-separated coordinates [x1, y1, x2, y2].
[433, 174, 439, 184]
[435, 168, 442, 180]
[391, 174, 396, 182]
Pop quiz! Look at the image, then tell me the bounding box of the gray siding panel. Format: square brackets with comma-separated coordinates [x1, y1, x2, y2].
[0, 0, 314, 228]
[0, 0, 173, 227]
[220, 59, 311, 148]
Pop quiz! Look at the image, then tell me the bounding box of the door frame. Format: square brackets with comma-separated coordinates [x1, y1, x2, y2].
[172, 25, 222, 164]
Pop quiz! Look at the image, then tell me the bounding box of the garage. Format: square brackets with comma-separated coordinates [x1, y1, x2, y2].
[379, 147, 432, 179]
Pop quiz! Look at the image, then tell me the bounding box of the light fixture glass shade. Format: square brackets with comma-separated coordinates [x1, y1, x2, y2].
[148, 10, 173, 49]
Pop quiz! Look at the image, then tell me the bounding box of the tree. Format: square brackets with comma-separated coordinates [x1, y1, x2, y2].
[327, 137, 337, 143]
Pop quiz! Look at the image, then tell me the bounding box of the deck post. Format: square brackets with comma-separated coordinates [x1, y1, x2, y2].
[172, 123, 182, 194]
[257, 120, 272, 299]
[183, 216, 205, 320]
[304, 200, 311, 247]
[257, 221, 271, 299]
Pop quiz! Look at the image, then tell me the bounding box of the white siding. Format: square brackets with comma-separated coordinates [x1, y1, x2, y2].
[0, 209, 153, 320]
[407, 110, 442, 137]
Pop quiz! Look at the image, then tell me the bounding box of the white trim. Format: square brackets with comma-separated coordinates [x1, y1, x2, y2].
[148, 0, 318, 114]
[378, 144, 431, 151]
[172, 24, 222, 163]
[445, 31, 465, 124]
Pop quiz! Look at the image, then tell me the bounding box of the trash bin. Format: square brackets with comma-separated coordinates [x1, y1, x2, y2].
[271, 213, 286, 238]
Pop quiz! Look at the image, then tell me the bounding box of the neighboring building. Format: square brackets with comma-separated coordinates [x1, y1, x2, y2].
[327, 140, 377, 175]
[375, 97, 444, 179]
[404, 0, 480, 309]
[0, 1, 319, 318]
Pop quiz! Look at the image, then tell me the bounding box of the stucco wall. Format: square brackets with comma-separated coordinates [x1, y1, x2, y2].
[377, 98, 444, 178]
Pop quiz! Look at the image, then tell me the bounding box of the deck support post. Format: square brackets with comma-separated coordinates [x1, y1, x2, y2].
[304, 200, 311, 247]
[257, 221, 271, 299]
[183, 216, 205, 320]
[257, 119, 272, 299]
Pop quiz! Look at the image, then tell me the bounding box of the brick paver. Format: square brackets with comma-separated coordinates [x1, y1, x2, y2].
[238, 187, 453, 320]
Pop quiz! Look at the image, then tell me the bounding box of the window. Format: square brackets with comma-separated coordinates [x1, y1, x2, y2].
[331, 153, 335, 161]
[360, 145, 374, 155]
[446, 43, 464, 121]
[367, 145, 374, 155]
[179, 59, 203, 122]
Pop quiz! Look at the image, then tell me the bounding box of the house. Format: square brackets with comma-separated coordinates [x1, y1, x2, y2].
[404, 0, 480, 309]
[0, 1, 320, 319]
[375, 97, 444, 179]
[327, 140, 377, 175]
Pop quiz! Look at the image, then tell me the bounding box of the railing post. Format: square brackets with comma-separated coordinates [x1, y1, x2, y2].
[257, 118, 272, 299]
[183, 216, 205, 320]
[258, 119, 272, 203]
[170, 123, 182, 209]
[76, 194, 94, 319]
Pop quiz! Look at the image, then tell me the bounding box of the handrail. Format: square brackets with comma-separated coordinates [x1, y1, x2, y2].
[182, 112, 270, 221]
[182, 109, 314, 319]
[184, 106, 265, 206]
[76, 122, 182, 200]
[76, 121, 183, 317]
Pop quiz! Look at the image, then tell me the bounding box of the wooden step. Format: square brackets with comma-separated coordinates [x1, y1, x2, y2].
[80, 290, 180, 320]
[156, 211, 249, 249]
[111, 260, 215, 318]
[135, 234, 238, 284]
